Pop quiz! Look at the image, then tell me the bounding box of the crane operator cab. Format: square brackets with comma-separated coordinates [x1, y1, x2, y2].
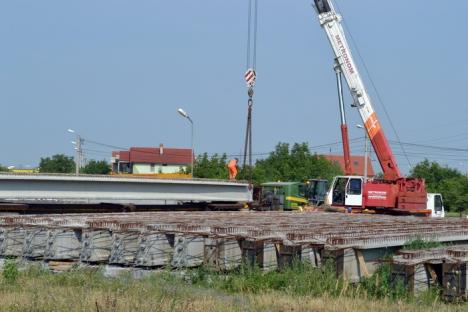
[327, 176, 363, 208]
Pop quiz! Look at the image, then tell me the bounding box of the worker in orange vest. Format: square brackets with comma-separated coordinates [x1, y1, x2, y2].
[228, 158, 239, 180]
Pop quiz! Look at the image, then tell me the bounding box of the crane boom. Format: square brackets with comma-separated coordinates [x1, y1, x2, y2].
[313, 0, 401, 181]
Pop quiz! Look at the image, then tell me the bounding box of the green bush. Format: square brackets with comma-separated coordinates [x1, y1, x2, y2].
[403, 237, 443, 250]
[3, 259, 19, 284]
[361, 263, 407, 300]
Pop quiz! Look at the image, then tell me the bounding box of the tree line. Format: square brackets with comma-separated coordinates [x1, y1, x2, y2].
[17, 154, 111, 175]
[192, 142, 343, 184]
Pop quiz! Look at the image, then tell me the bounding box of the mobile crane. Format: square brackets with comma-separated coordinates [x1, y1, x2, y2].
[313, 0, 444, 217]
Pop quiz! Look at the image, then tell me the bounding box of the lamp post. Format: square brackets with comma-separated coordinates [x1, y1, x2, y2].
[356, 124, 368, 182]
[177, 108, 194, 177]
[67, 129, 82, 176]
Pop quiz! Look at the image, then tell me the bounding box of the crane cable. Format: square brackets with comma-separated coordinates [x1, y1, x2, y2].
[243, 0, 258, 182]
[246, 0, 258, 70]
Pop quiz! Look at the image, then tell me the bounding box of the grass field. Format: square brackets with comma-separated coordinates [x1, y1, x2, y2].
[445, 211, 466, 218]
[0, 262, 466, 312]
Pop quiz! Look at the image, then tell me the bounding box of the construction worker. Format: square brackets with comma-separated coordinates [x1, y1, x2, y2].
[228, 158, 239, 180]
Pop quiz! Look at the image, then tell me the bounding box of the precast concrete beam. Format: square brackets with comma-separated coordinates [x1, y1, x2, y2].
[45, 228, 82, 260]
[0, 227, 26, 257]
[171, 235, 204, 268]
[81, 229, 113, 263]
[109, 231, 140, 265]
[135, 233, 174, 267]
[0, 173, 252, 205]
[23, 228, 48, 259]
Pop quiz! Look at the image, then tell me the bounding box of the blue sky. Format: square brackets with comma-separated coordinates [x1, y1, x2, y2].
[1, 0, 467, 174]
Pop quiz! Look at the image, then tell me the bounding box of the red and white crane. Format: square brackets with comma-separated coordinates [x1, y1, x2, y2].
[313, 0, 443, 216]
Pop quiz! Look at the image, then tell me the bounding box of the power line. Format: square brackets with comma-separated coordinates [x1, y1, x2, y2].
[389, 140, 468, 153]
[77, 132, 468, 168]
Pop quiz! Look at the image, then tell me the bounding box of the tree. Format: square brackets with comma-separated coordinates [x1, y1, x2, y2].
[411, 159, 468, 213]
[81, 160, 111, 175]
[190, 153, 228, 179]
[410, 159, 461, 192]
[252, 142, 343, 184]
[39, 154, 75, 173]
[438, 176, 468, 214]
[0, 164, 8, 172]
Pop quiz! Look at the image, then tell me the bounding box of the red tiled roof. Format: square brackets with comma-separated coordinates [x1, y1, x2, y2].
[323, 155, 375, 177]
[112, 151, 130, 161]
[113, 147, 192, 165]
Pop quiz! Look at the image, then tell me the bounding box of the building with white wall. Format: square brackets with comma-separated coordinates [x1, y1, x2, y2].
[111, 144, 192, 175]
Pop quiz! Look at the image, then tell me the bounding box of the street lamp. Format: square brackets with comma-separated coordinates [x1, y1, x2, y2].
[356, 124, 368, 182]
[177, 108, 194, 177]
[67, 128, 83, 176]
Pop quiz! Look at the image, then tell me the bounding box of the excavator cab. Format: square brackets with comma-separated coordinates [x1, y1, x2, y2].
[306, 179, 329, 206]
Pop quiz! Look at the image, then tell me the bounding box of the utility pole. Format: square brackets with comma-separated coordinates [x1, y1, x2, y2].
[76, 135, 82, 175]
[177, 108, 194, 177]
[68, 129, 83, 176]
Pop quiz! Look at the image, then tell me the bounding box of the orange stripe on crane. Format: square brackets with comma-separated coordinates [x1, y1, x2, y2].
[364, 112, 381, 139]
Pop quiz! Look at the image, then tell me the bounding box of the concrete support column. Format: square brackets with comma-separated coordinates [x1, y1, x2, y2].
[204, 238, 242, 271]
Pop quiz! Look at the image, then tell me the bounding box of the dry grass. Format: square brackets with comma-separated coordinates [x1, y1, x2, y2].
[0, 265, 465, 312]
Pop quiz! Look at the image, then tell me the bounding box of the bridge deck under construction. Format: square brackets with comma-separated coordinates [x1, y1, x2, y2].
[1, 212, 467, 274]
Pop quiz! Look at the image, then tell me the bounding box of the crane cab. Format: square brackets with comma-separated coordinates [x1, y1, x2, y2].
[325, 176, 364, 208]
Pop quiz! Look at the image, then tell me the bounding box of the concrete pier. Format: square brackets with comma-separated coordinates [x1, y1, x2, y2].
[204, 238, 242, 271]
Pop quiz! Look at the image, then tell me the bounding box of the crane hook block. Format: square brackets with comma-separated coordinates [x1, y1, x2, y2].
[314, 0, 331, 14]
[244, 68, 256, 88]
[248, 87, 254, 98]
